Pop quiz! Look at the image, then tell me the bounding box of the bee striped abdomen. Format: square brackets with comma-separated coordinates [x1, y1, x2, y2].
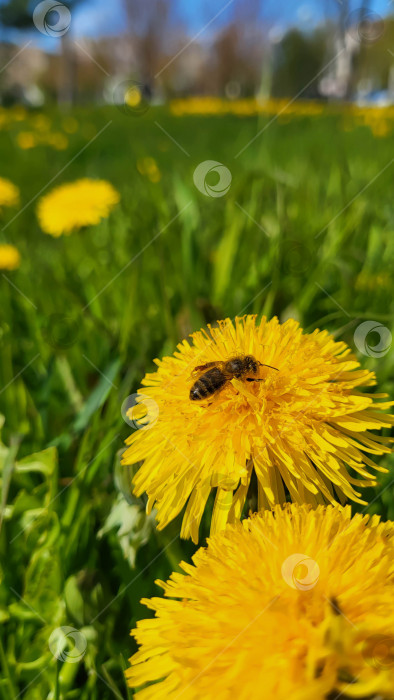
[189, 367, 227, 401]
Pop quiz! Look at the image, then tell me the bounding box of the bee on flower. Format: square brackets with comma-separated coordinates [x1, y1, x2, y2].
[122, 315, 393, 543]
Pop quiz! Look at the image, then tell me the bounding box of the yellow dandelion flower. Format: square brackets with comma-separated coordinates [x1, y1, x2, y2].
[0, 177, 20, 211]
[45, 132, 69, 150]
[17, 131, 36, 149]
[0, 244, 20, 270]
[123, 316, 393, 542]
[148, 169, 161, 183]
[32, 114, 51, 132]
[137, 156, 161, 182]
[125, 84, 142, 108]
[61, 116, 78, 134]
[36, 178, 120, 237]
[127, 504, 394, 700]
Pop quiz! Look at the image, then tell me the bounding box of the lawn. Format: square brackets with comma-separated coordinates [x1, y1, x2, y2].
[1, 102, 393, 698]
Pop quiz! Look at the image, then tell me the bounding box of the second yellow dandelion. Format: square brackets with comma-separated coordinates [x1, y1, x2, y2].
[0, 177, 20, 212]
[36, 178, 120, 237]
[0, 244, 20, 270]
[127, 504, 394, 700]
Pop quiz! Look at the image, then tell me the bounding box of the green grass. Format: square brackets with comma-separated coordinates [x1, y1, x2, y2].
[1, 105, 393, 698]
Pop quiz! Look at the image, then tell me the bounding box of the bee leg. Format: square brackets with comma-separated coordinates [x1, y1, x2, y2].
[245, 377, 264, 382]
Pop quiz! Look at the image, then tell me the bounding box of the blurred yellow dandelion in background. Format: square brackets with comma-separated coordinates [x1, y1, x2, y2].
[32, 114, 51, 132]
[123, 315, 393, 542]
[17, 131, 36, 149]
[125, 85, 142, 108]
[36, 178, 120, 237]
[61, 116, 78, 134]
[46, 132, 69, 150]
[356, 270, 392, 293]
[168, 96, 394, 128]
[0, 244, 21, 270]
[137, 156, 161, 183]
[127, 504, 394, 700]
[0, 177, 20, 211]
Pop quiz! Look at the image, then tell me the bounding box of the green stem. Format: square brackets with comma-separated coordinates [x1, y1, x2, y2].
[54, 658, 60, 700]
[0, 632, 17, 699]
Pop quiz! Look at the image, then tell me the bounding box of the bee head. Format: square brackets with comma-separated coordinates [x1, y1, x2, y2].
[243, 355, 259, 374]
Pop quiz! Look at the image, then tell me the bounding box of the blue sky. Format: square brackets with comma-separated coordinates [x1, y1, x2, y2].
[1, 0, 393, 48]
[70, 0, 394, 38]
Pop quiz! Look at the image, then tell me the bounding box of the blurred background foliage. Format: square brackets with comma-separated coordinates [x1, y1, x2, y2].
[0, 103, 393, 698]
[1, 1, 394, 106]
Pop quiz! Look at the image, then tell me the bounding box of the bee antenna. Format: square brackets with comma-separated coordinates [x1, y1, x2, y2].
[258, 362, 279, 371]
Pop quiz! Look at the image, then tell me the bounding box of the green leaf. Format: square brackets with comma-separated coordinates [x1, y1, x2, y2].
[16, 446, 57, 477]
[0, 436, 20, 535]
[73, 358, 121, 433]
[24, 547, 63, 621]
[64, 576, 85, 627]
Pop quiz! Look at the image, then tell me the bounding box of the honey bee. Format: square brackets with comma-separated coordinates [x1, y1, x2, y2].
[189, 354, 278, 401]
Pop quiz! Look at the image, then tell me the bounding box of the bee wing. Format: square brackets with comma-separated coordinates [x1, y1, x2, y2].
[190, 361, 223, 379]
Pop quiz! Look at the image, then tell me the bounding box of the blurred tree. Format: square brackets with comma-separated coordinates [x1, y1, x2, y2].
[0, 0, 33, 29]
[0, 0, 34, 99]
[0, 0, 83, 104]
[1, 0, 392, 104]
[210, 0, 264, 97]
[210, 24, 264, 97]
[354, 17, 394, 95]
[271, 28, 330, 98]
[0, 0, 84, 30]
[122, 0, 172, 86]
